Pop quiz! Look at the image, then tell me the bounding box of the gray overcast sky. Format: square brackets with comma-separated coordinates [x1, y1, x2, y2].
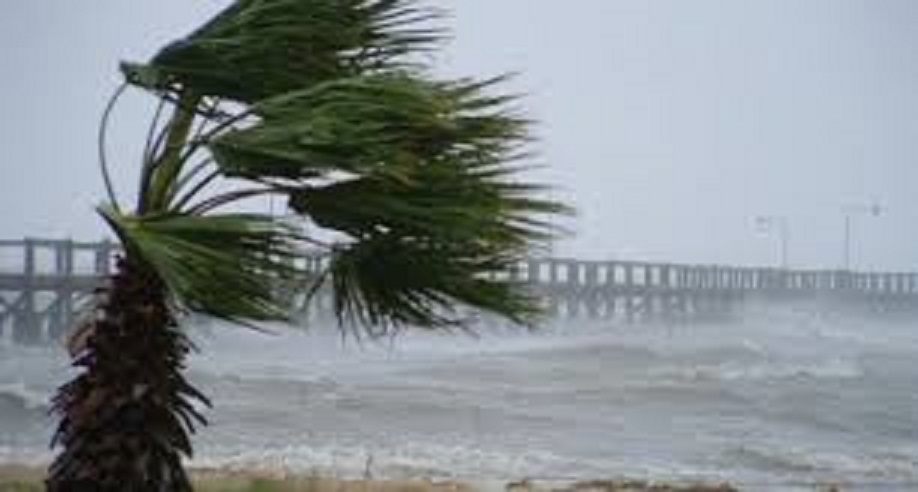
[2, 1, 918, 270]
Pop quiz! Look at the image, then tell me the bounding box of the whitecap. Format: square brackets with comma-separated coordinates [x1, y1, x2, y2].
[0, 381, 50, 411]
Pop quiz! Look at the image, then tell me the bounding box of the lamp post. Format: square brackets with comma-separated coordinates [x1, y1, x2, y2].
[755, 215, 789, 269]
[842, 202, 883, 271]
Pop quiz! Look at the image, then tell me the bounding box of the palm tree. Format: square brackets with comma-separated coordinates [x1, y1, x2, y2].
[46, 1, 566, 491]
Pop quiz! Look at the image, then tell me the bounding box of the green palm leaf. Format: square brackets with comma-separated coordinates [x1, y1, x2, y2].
[209, 74, 525, 180]
[201, 72, 567, 329]
[122, 0, 442, 102]
[289, 161, 561, 245]
[99, 207, 308, 325]
[101, 0, 569, 333]
[328, 232, 539, 330]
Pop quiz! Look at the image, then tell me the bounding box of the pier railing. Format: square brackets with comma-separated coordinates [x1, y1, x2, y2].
[2, 239, 917, 344]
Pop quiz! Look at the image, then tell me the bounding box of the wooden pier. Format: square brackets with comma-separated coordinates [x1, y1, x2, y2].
[508, 258, 918, 322]
[2, 239, 917, 345]
[0, 239, 117, 344]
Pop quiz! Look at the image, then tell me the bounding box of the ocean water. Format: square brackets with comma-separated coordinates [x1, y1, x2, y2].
[2, 305, 918, 490]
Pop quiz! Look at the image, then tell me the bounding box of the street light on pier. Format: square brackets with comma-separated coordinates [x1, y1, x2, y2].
[755, 215, 789, 269]
[842, 202, 883, 271]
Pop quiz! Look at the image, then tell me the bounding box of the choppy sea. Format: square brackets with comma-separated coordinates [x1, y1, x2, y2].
[2, 305, 917, 490]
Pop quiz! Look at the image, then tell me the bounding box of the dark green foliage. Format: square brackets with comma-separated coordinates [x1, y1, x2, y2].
[288, 160, 558, 243]
[210, 75, 524, 177]
[122, 0, 442, 103]
[207, 73, 566, 328]
[51, 0, 568, 490]
[329, 233, 539, 329]
[100, 207, 308, 325]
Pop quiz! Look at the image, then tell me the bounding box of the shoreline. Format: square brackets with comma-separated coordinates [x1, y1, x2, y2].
[0, 463, 739, 491]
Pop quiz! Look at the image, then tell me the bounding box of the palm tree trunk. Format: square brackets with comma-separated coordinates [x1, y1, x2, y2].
[48, 255, 209, 492]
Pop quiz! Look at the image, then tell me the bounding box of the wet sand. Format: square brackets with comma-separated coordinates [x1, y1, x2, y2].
[0, 464, 738, 491]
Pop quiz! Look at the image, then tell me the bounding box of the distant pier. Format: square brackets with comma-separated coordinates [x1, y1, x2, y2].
[2, 238, 917, 345]
[0, 239, 117, 345]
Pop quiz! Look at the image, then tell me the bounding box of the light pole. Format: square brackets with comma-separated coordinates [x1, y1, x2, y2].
[842, 202, 883, 271]
[755, 215, 789, 269]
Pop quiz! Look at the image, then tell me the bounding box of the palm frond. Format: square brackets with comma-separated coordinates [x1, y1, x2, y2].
[327, 232, 539, 331]
[315, 165, 567, 329]
[208, 74, 528, 180]
[204, 73, 569, 329]
[121, 0, 443, 103]
[99, 206, 309, 325]
[111, 3, 571, 332]
[289, 160, 564, 247]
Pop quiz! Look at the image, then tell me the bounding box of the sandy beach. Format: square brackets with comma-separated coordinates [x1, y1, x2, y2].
[0, 464, 741, 492]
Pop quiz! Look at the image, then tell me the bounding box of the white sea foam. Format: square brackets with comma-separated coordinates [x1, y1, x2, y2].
[192, 440, 621, 480]
[722, 444, 918, 484]
[651, 357, 864, 383]
[0, 381, 50, 411]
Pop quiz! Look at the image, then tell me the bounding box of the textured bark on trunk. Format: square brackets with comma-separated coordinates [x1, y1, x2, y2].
[48, 255, 208, 492]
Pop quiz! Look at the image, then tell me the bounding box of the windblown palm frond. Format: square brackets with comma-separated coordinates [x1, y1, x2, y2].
[99, 207, 308, 325]
[314, 165, 561, 330]
[288, 161, 556, 245]
[209, 75, 524, 180]
[204, 73, 568, 329]
[329, 233, 539, 330]
[113, 0, 568, 333]
[122, 0, 442, 103]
